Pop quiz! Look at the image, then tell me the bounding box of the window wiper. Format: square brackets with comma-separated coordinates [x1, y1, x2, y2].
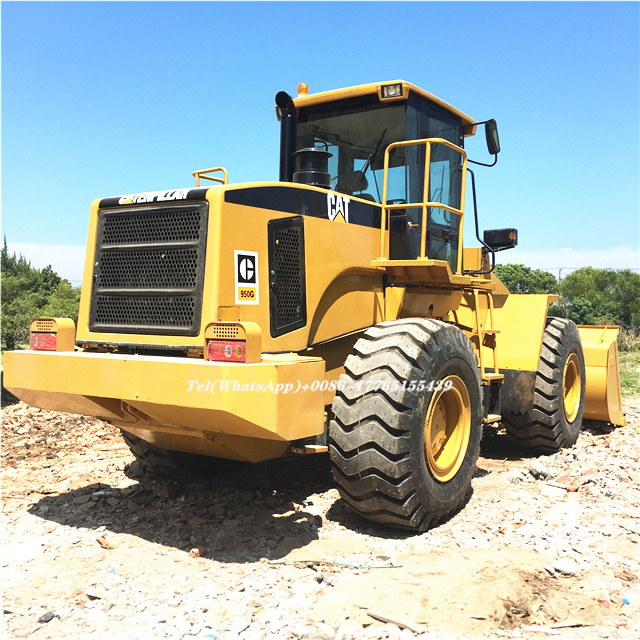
[349, 128, 387, 194]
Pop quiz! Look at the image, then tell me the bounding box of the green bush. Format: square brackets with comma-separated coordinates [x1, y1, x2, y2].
[550, 267, 640, 331]
[495, 264, 640, 352]
[1, 238, 81, 350]
[493, 264, 559, 295]
[619, 351, 640, 398]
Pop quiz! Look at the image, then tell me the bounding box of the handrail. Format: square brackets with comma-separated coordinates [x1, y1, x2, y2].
[379, 137, 467, 274]
[193, 167, 229, 187]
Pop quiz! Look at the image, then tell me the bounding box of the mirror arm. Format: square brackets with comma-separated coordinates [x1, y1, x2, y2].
[468, 155, 498, 168]
[462, 167, 496, 275]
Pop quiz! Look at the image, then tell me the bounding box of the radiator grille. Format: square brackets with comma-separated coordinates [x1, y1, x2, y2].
[102, 209, 202, 244]
[268, 217, 306, 337]
[94, 296, 197, 329]
[97, 249, 199, 289]
[89, 202, 208, 336]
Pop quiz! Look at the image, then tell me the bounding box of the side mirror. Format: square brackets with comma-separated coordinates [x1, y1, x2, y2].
[485, 119, 500, 156]
[483, 228, 517, 252]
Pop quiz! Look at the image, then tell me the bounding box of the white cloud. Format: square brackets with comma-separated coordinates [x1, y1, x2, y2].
[6, 243, 86, 285]
[496, 246, 640, 277]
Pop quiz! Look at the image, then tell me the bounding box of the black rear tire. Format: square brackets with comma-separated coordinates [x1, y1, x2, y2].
[502, 318, 586, 453]
[329, 319, 483, 532]
[121, 431, 244, 480]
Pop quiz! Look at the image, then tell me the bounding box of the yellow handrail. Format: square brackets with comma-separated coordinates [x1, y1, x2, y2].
[193, 167, 229, 187]
[379, 138, 467, 274]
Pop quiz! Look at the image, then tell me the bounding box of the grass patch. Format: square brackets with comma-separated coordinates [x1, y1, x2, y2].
[619, 350, 640, 399]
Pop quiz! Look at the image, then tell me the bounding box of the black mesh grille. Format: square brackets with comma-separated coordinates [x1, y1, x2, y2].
[94, 296, 197, 330]
[102, 209, 202, 244]
[89, 202, 208, 336]
[97, 249, 199, 289]
[274, 228, 303, 324]
[268, 217, 306, 337]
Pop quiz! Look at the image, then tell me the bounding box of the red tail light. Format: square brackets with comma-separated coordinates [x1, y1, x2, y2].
[207, 339, 246, 363]
[31, 332, 58, 351]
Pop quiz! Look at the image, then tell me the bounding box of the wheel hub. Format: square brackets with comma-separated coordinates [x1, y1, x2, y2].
[563, 353, 581, 422]
[424, 375, 471, 482]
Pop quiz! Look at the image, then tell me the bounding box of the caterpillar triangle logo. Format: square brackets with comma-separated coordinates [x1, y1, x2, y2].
[234, 250, 259, 305]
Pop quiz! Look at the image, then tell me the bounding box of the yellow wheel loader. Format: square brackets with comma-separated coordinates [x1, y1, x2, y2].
[4, 80, 625, 531]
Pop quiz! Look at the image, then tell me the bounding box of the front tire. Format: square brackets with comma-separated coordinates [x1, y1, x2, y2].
[329, 319, 483, 532]
[502, 318, 586, 453]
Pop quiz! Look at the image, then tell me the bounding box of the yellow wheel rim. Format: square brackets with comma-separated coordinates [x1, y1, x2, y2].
[424, 375, 471, 482]
[563, 353, 581, 422]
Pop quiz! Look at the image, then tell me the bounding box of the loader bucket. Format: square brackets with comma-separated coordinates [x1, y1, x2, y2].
[578, 325, 626, 426]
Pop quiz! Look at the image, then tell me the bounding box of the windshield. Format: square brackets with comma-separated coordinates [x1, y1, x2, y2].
[296, 96, 406, 203]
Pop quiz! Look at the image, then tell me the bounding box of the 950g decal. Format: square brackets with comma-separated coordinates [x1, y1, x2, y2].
[234, 250, 259, 305]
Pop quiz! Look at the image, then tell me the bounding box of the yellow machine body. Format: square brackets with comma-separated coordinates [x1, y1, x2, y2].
[4, 80, 625, 464]
[4, 348, 325, 462]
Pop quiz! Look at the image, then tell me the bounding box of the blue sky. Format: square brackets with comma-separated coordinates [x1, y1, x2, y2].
[2, 1, 639, 283]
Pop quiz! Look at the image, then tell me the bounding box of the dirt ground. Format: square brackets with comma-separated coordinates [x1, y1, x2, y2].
[1, 394, 639, 640]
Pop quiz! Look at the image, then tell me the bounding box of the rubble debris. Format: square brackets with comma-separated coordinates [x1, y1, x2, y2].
[2, 400, 639, 640]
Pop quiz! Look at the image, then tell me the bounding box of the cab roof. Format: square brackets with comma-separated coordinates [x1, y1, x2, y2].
[293, 80, 477, 136]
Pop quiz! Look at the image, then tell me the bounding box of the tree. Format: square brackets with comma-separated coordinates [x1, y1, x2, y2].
[493, 264, 559, 295]
[1, 288, 42, 350]
[41, 282, 81, 325]
[553, 268, 640, 330]
[1, 238, 81, 350]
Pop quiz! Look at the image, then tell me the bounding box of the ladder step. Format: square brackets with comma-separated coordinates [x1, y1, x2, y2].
[484, 414, 502, 424]
[483, 373, 504, 382]
[481, 329, 500, 335]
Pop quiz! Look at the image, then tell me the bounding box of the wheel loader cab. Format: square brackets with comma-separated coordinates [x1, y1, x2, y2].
[289, 82, 470, 273]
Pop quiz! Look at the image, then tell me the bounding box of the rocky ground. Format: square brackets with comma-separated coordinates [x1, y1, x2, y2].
[2, 397, 639, 640]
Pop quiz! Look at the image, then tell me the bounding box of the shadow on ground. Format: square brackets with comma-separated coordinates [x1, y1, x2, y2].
[26, 418, 579, 555]
[27, 455, 342, 563]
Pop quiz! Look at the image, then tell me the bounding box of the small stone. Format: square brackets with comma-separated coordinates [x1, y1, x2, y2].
[37, 611, 56, 623]
[222, 519, 240, 527]
[126, 460, 146, 479]
[336, 618, 363, 638]
[553, 559, 578, 576]
[384, 624, 403, 640]
[539, 484, 567, 498]
[529, 460, 549, 479]
[10, 627, 39, 638]
[229, 612, 251, 634]
[153, 486, 171, 500]
[303, 623, 336, 640]
[247, 599, 264, 614]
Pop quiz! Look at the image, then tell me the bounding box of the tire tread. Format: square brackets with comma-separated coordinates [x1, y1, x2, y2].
[329, 319, 482, 531]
